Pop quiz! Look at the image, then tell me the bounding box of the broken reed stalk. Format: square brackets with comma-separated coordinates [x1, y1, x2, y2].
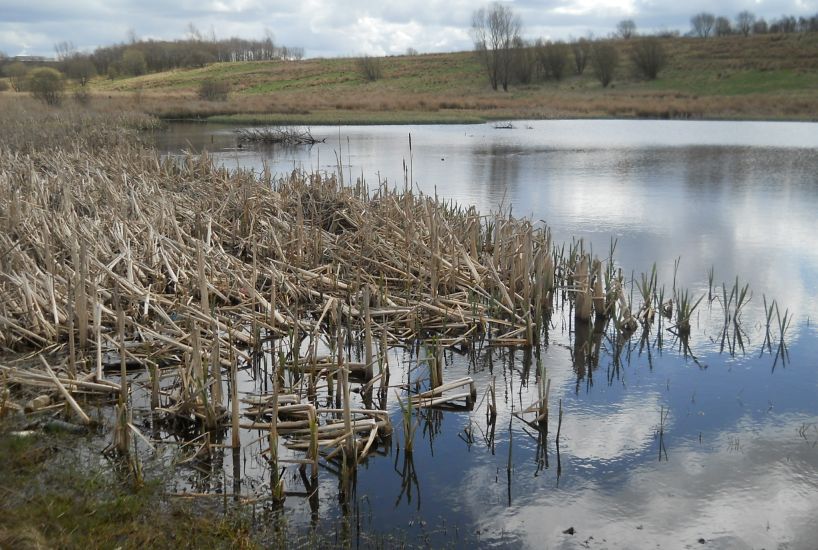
[269, 374, 284, 503]
[38, 355, 91, 425]
[363, 285, 373, 380]
[575, 255, 592, 322]
[229, 322, 240, 449]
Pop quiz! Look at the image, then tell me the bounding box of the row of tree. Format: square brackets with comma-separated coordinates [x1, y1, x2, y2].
[472, 5, 668, 91]
[613, 11, 818, 39]
[471, 4, 818, 91]
[0, 31, 305, 84]
[689, 11, 818, 38]
[88, 35, 304, 78]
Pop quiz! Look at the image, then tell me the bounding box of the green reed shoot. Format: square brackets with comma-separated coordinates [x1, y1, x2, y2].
[707, 266, 715, 302]
[396, 392, 418, 454]
[674, 288, 704, 335]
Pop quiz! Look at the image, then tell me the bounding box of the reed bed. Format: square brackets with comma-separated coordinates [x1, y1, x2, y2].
[235, 126, 325, 145]
[0, 105, 789, 507]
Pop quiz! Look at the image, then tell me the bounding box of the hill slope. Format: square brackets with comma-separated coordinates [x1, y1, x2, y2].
[89, 33, 818, 123]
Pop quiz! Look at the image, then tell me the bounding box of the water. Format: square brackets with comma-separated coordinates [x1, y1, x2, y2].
[153, 120, 818, 548]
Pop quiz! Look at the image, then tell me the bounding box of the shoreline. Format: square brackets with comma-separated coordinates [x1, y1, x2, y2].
[201, 110, 818, 126]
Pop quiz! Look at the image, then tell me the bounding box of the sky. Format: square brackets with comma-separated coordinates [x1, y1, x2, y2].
[1, 0, 817, 59]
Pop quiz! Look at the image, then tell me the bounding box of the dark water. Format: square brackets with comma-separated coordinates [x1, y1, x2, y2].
[153, 120, 818, 548]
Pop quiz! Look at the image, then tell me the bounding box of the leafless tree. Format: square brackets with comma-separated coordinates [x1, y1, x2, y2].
[691, 13, 716, 38]
[537, 40, 569, 80]
[54, 41, 76, 61]
[753, 18, 768, 34]
[66, 57, 97, 86]
[617, 20, 637, 39]
[630, 37, 666, 79]
[511, 37, 536, 84]
[570, 37, 591, 75]
[715, 17, 732, 36]
[736, 11, 756, 37]
[591, 41, 619, 88]
[356, 55, 382, 82]
[471, 2, 522, 91]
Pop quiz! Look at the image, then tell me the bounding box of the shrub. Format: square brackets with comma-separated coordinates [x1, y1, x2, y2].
[356, 55, 382, 82]
[28, 67, 65, 105]
[121, 49, 147, 76]
[3, 61, 28, 91]
[538, 40, 569, 80]
[591, 42, 619, 88]
[0, 79, 9, 92]
[631, 37, 667, 80]
[198, 79, 230, 101]
[66, 58, 97, 86]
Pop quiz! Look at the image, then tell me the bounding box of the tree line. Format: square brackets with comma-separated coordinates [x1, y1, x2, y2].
[689, 11, 818, 38]
[0, 30, 303, 88]
[471, 4, 667, 91]
[471, 3, 818, 92]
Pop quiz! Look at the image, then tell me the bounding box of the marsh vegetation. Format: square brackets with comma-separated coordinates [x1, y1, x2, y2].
[1, 102, 817, 547]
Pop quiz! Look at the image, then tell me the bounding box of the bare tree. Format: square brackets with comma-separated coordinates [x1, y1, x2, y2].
[54, 40, 76, 61]
[537, 40, 569, 80]
[570, 37, 591, 75]
[691, 13, 716, 38]
[66, 57, 97, 86]
[121, 48, 147, 76]
[471, 3, 522, 91]
[356, 55, 382, 82]
[591, 41, 619, 88]
[511, 37, 536, 84]
[630, 37, 666, 79]
[715, 17, 732, 36]
[617, 20, 637, 39]
[736, 11, 756, 37]
[753, 18, 768, 34]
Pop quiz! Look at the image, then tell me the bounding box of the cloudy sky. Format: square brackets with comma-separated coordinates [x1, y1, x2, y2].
[1, 0, 817, 58]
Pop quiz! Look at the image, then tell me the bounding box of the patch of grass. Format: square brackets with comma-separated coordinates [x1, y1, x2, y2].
[0, 428, 256, 549]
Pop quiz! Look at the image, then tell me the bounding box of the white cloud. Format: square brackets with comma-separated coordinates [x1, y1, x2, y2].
[1, 0, 817, 57]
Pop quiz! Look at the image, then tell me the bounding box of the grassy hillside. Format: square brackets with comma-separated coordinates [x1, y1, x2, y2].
[86, 33, 818, 123]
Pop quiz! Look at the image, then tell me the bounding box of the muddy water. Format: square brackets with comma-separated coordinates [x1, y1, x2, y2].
[151, 120, 818, 548]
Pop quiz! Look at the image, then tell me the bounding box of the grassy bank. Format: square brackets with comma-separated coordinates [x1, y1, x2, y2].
[0, 426, 259, 549]
[66, 33, 818, 123]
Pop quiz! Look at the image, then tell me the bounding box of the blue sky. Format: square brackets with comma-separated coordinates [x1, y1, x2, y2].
[1, 0, 816, 58]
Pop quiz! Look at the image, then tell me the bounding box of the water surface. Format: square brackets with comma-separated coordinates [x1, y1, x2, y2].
[153, 120, 818, 548]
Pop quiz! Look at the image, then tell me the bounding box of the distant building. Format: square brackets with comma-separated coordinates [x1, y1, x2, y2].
[12, 55, 53, 63]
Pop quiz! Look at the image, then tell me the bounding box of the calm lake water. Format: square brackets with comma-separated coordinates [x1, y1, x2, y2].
[154, 120, 818, 548]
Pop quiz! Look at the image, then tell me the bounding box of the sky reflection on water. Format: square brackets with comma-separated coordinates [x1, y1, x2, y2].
[154, 120, 818, 547]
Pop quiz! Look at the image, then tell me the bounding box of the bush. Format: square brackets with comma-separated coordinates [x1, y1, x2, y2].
[66, 57, 97, 86]
[198, 79, 230, 101]
[121, 49, 147, 76]
[630, 37, 667, 80]
[591, 42, 619, 88]
[356, 55, 382, 82]
[0, 79, 9, 92]
[28, 67, 65, 105]
[73, 88, 92, 106]
[538, 40, 569, 80]
[3, 61, 28, 91]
